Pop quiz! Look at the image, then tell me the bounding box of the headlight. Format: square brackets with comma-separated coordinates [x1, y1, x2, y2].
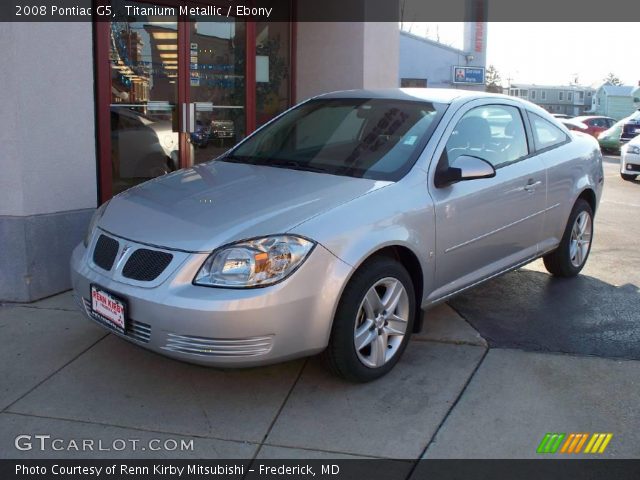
[83, 201, 110, 247]
[194, 235, 315, 288]
[627, 145, 640, 155]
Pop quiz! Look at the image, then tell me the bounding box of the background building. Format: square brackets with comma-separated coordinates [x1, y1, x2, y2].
[590, 84, 640, 120]
[508, 84, 595, 116]
[399, 22, 487, 91]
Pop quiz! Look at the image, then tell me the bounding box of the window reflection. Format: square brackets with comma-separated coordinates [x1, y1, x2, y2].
[109, 2, 178, 195]
[105, 3, 292, 196]
[190, 19, 246, 165]
[255, 22, 291, 127]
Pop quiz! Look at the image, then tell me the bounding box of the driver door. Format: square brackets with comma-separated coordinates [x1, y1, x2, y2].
[427, 102, 547, 302]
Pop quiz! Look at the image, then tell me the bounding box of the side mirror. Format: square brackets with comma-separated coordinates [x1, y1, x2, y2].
[435, 155, 496, 188]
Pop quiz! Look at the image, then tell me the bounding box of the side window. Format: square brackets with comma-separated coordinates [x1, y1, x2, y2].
[530, 113, 569, 150]
[445, 105, 529, 169]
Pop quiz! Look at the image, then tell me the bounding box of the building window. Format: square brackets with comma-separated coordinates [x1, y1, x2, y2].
[255, 22, 292, 128]
[568, 92, 573, 102]
[530, 90, 536, 100]
[558, 91, 564, 101]
[540, 91, 547, 100]
[97, 0, 293, 201]
[520, 89, 528, 97]
[578, 91, 584, 101]
[401, 78, 428, 88]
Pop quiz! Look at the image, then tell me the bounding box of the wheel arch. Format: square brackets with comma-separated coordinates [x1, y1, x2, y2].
[577, 187, 597, 214]
[346, 245, 425, 334]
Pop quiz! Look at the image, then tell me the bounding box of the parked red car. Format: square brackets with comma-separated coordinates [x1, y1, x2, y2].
[563, 116, 616, 138]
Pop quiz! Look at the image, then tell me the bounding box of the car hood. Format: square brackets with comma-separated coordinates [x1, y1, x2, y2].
[99, 161, 389, 252]
[627, 135, 640, 147]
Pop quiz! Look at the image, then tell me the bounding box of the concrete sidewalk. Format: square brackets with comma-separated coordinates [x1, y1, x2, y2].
[1, 291, 638, 460]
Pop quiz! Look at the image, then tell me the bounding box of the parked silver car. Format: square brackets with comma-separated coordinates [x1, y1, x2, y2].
[71, 89, 603, 381]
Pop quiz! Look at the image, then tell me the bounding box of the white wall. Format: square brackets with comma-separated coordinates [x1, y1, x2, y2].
[362, 22, 399, 89]
[0, 22, 97, 217]
[295, 22, 399, 102]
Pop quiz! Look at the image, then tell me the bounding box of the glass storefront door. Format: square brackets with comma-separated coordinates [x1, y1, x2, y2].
[108, 2, 180, 195]
[188, 18, 246, 165]
[100, 2, 291, 200]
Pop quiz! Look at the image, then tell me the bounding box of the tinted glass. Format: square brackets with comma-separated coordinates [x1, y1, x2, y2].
[445, 105, 528, 168]
[226, 98, 447, 180]
[189, 18, 246, 165]
[255, 21, 291, 128]
[109, 2, 179, 195]
[531, 114, 569, 150]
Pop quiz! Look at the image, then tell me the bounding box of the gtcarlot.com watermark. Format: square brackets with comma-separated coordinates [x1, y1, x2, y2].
[15, 434, 194, 452]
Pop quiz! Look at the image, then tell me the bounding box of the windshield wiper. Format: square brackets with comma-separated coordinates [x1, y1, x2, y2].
[219, 154, 259, 164]
[221, 155, 333, 174]
[267, 159, 333, 174]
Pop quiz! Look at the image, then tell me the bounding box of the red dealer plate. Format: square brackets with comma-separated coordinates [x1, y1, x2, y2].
[90, 285, 126, 334]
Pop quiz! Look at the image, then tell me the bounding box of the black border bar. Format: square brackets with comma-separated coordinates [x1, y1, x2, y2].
[3, 0, 640, 22]
[3, 459, 640, 480]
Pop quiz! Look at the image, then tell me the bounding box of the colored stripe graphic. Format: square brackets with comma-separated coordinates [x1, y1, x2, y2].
[539, 433, 612, 454]
[560, 433, 575, 453]
[585, 433, 613, 454]
[574, 433, 589, 453]
[537, 433, 565, 453]
[560, 433, 588, 453]
[537, 433, 552, 453]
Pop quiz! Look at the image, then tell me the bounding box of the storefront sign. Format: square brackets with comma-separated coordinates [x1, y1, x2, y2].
[452, 66, 485, 85]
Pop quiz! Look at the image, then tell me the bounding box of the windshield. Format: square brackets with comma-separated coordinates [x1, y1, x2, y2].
[223, 98, 447, 181]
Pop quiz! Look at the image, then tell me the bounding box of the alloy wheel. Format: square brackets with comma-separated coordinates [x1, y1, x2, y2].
[569, 211, 592, 267]
[353, 277, 410, 368]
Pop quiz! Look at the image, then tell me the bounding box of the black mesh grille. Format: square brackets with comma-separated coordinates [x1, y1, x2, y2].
[92, 235, 119, 271]
[122, 249, 173, 281]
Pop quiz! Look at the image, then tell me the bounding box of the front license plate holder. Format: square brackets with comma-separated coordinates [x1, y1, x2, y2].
[90, 284, 127, 334]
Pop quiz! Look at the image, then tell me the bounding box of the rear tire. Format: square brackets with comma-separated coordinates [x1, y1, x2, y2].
[621, 173, 637, 181]
[543, 199, 593, 277]
[323, 257, 415, 382]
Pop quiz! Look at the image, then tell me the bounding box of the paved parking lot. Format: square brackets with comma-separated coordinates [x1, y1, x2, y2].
[449, 155, 640, 359]
[1, 157, 638, 461]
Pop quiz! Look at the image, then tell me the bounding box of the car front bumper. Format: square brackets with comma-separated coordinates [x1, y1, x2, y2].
[620, 151, 640, 175]
[70, 232, 353, 367]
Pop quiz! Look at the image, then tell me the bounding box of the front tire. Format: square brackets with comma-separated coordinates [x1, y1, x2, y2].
[621, 173, 637, 181]
[543, 199, 593, 277]
[323, 257, 415, 382]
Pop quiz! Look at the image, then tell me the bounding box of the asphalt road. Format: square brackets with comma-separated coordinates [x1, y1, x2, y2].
[448, 155, 640, 360]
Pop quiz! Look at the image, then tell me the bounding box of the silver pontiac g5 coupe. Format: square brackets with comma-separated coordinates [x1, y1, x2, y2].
[71, 89, 603, 381]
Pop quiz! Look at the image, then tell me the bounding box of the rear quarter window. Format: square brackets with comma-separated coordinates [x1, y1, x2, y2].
[530, 113, 569, 151]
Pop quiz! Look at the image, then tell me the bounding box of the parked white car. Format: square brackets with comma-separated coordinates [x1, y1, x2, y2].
[620, 135, 640, 181]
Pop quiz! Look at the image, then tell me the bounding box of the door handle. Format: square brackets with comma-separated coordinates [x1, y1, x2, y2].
[524, 180, 542, 192]
[181, 103, 196, 133]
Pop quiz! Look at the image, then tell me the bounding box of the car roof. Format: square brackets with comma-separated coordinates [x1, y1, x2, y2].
[314, 88, 507, 105]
